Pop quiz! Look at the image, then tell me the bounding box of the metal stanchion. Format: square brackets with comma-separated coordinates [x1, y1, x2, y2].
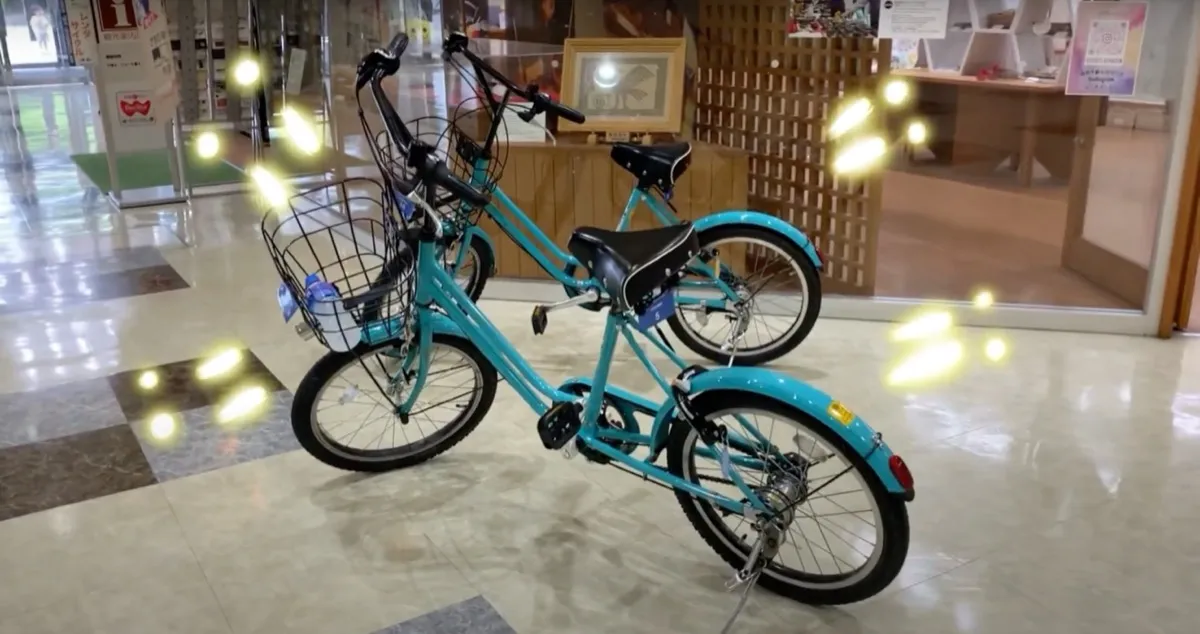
[91, 66, 125, 208]
[173, 112, 191, 198]
[203, 0, 217, 121]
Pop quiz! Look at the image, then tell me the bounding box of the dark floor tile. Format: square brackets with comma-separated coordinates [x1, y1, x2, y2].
[107, 348, 287, 421]
[373, 596, 516, 634]
[0, 379, 126, 449]
[130, 390, 300, 481]
[0, 262, 187, 314]
[0, 245, 167, 276]
[0, 426, 157, 522]
[89, 264, 189, 300]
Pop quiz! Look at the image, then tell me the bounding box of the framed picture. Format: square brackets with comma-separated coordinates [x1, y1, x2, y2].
[559, 37, 686, 134]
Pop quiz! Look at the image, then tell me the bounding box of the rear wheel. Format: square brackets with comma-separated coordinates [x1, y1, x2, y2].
[291, 334, 497, 472]
[665, 391, 909, 605]
[667, 225, 822, 366]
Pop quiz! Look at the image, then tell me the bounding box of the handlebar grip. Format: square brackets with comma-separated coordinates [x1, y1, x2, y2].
[553, 103, 586, 125]
[432, 161, 490, 209]
[387, 33, 410, 57]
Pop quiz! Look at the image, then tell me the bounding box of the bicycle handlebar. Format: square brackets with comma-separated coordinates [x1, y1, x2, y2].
[443, 32, 586, 125]
[354, 35, 490, 209]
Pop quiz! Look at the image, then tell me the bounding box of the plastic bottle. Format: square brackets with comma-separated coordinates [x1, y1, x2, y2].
[306, 277, 361, 352]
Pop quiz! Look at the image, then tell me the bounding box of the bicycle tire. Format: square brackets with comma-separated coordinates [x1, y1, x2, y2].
[291, 334, 498, 472]
[665, 391, 909, 605]
[667, 225, 822, 366]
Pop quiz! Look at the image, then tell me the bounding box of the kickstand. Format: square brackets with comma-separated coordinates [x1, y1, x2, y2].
[720, 533, 767, 634]
[720, 568, 761, 634]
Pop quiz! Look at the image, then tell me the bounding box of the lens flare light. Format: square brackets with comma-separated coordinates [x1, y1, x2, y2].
[137, 370, 159, 390]
[148, 412, 178, 442]
[883, 79, 911, 106]
[891, 311, 953, 342]
[887, 340, 965, 387]
[217, 386, 268, 424]
[973, 290, 995, 309]
[232, 58, 261, 87]
[280, 107, 321, 155]
[196, 348, 244, 381]
[906, 121, 928, 145]
[984, 338, 1008, 362]
[195, 131, 221, 159]
[249, 165, 289, 209]
[832, 136, 887, 175]
[829, 97, 873, 139]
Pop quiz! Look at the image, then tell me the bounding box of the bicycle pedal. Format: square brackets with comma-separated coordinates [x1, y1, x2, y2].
[536, 401, 582, 450]
[531, 305, 548, 335]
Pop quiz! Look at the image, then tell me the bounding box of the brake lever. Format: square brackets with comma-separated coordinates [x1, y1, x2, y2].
[518, 84, 545, 123]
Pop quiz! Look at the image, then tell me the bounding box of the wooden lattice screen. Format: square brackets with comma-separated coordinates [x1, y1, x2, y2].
[693, 0, 891, 295]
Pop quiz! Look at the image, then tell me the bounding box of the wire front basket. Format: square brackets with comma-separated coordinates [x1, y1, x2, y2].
[261, 178, 414, 355]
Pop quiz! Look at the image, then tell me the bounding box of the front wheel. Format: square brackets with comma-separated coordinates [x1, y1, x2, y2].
[667, 225, 822, 366]
[291, 334, 498, 472]
[665, 391, 909, 605]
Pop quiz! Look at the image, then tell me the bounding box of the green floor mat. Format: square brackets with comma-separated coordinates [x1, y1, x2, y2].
[70, 150, 245, 192]
[71, 148, 369, 193]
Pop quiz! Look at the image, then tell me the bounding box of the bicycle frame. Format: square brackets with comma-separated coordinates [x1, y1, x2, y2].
[367, 222, 774, 516]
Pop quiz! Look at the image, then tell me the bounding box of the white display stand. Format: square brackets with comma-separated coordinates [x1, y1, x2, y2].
[74, 0, 189, 210]
[915, 0, 1069, 81]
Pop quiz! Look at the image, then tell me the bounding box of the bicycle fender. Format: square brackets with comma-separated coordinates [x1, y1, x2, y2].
[678, 366, 909, 496]
[461, 225, 497, 274]
[693, 211, 823, 270]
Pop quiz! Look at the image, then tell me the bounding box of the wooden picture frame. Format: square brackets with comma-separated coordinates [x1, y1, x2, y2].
[559, 37, 687, 135]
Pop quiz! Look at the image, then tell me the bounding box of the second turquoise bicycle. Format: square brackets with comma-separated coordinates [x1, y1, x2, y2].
[368, 32, 825, 367]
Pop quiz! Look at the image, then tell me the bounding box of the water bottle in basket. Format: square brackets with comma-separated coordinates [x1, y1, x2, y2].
[279, 273, 363, 352]
[307, 278, 362, 352]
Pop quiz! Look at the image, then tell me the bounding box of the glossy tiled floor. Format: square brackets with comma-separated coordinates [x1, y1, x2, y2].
[2, 78, 1200, 634]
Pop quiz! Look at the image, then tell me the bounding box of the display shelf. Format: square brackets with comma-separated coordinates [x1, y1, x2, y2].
[916, 0, 1067, 82]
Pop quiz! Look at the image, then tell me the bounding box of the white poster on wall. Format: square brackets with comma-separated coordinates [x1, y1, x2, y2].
[93, 0, 181, 153]
[64, 0, 99, 64]
[878, 0, 951, 39]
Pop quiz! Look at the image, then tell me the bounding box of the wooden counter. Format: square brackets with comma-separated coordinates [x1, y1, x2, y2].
[477, 141, 749, 280]
[893, 68, 1098, 187]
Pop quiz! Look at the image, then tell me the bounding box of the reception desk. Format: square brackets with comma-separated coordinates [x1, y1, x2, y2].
[477, 141, 749, 280]
[893, 68, 1097, 187]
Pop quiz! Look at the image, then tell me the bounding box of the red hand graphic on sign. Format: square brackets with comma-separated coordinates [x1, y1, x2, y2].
[119, 99, 151, 116]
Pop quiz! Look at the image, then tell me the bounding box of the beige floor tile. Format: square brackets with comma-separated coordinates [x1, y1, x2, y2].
[0, 487, 198, 618]
[198, 525, 475, 634]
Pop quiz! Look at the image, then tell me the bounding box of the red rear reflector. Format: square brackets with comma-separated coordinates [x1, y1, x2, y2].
[888, 454, 914, 490]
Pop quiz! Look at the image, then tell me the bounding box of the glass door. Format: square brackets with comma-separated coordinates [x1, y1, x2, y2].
[1, 0, 65, 68]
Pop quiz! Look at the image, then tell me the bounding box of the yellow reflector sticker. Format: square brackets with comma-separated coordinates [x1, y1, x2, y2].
[827, 401, 854, 426]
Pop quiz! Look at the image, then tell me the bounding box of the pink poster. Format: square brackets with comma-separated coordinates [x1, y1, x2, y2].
[1066, 1, 1148, 97]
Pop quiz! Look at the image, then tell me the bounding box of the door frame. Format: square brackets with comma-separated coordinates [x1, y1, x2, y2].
[1157, 59, 1200, 337]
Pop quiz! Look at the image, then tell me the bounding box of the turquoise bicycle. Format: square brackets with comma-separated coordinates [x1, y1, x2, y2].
[366, 32, 825, 367]
[269, 37, 913, 622]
